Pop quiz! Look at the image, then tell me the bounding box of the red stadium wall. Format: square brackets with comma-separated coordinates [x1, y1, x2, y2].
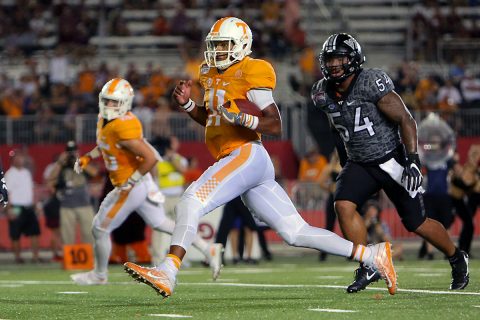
[0, 140, 299, 182]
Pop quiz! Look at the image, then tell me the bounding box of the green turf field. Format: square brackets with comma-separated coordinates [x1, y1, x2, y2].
[0, 257, 478, 320]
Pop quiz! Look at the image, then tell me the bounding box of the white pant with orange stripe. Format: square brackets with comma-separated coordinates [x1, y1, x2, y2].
[92, 173, 210, 276]
[171, 142, 354, 258]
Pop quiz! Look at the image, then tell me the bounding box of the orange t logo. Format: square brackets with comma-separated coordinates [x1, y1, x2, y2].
[236, 22, 248, 35]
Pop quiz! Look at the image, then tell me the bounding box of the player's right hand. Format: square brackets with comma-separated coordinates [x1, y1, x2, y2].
[172, 80, 192, 106]
[401, 153, 423, 192]
[74, 155, 91, 174]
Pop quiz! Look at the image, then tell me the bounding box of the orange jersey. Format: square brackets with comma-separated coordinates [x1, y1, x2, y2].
[96, 112, 143, 186]
[198, 56, 276, 159]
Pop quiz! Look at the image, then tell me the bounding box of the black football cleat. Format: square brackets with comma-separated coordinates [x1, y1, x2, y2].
[449, 250, 469, 290]
[346, 263, 381, 293]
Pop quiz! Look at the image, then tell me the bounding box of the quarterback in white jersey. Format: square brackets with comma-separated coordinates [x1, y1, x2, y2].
[124, 17, 397, 297]
[70, 78, 222, 285]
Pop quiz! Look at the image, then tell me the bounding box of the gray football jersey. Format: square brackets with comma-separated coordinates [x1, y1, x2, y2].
[311, 68, 401, 163]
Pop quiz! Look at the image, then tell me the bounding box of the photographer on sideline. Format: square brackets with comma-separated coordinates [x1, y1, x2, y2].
[47, 141, 98, 245]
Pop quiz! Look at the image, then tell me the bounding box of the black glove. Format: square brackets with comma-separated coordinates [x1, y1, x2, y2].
[401, 153, 423, 192]
[0, 171, 8, 207]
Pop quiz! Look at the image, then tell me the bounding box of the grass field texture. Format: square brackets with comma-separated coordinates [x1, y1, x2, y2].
[0, 257, 478, 320]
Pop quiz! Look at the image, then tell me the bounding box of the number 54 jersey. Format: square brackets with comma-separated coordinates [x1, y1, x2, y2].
[198, 56, 276, 160]
[311, 68, 401, 163]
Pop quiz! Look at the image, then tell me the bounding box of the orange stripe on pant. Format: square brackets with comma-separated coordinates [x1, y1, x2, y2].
[100, 190, 129, 229]
[195, 143, 252, 202]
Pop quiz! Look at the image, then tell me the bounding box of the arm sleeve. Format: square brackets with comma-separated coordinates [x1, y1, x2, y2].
[246, 89, 275, 110]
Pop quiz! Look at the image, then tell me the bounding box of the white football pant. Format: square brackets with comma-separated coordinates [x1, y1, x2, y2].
[171, 142, 353, 257]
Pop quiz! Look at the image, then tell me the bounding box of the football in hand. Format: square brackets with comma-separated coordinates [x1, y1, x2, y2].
[225, 99, 263, 117]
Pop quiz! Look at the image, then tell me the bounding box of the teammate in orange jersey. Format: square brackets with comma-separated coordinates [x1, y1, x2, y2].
[124, 17, 397, 297]
[70, 78, 222, 285]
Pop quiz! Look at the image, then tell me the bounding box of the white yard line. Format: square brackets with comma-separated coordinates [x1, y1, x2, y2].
[57, 291, 88, 294]
[308, 308, 357, 313]
[147, 314, 192, 318]
[1, 279, 478, 296]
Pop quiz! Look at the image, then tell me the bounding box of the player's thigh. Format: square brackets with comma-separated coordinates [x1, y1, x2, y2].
[378, 169, 426, 232]
[241, 179, 307, 233]
[335, 161, 380, 207]
[94, 183, 147, 232]
[184, 142, 274, 215]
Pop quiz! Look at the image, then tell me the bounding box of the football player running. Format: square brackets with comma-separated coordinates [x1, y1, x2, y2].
[124, 17, 397, 298]
[311, 33, 469, 292]
[70, 78, 222, 285]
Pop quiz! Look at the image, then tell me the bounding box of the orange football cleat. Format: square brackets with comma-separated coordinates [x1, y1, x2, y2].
[124, 262, 175, 298]
[371, 242, 397, 295]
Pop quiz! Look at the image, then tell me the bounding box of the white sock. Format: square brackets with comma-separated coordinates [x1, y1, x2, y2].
[352, 245, 375, 266]
[158, 254, 181, 279]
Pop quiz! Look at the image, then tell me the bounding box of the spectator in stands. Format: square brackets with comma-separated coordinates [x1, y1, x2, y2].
[363, 200, 403, 261]
[152, 8, 170, 36]
[48, 47, 70, 85]
[151, 97, 174, 138]
[170, 5, 191, 36]
[75, 62, 97, 107]
[124, 62, 142, 89]
[415, 74, 440, 110]
[298, 147, 328, 182]
[5, 149, 41, 263]
[449, 148, 478, 256]
[95, 62, 112, 91]
[460, 70, 480, 108]
[1, 88, 23, 118]
[42, 154, 62, 262]
[438, 77, 462, 112]
[47, 141, 97, 245]
[395, 61, 420, 110]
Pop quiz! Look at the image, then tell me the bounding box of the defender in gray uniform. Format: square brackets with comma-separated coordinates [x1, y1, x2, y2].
[311, 33, 469, 292]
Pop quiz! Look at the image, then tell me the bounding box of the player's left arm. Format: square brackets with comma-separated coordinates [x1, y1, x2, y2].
[377, 91, 417, 154]
[118, 138, 158, 175]
[255, 100, 282, 137]
[378, 91, 423, 191]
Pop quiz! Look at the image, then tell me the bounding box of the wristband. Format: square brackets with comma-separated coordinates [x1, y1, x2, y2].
[180, 99, 195, 112]
[240, 113, 259, 130]
[88, 148, 101, 159]
[129, 170, 143, 183]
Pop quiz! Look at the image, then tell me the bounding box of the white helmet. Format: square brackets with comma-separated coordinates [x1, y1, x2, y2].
[98, 78, 134, 120]
[204, 17, 252, 70]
